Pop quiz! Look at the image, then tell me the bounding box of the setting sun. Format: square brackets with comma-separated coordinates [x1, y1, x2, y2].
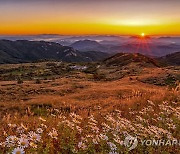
[141, 33, 145, 37]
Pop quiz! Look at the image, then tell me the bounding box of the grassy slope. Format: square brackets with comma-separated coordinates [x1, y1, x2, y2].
[0, 62, 179, 153]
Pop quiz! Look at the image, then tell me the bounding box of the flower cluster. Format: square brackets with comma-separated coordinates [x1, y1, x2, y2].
[0, 99, 179, 153]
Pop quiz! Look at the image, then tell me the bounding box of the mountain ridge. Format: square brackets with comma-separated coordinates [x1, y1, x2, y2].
[70, 39, 106, 52]
[0, 40, 109, 64]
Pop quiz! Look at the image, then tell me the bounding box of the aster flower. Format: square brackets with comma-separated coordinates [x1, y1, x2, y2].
[48, 128, 58, 139]
[28, 131, 41, 142]
[30, 142, 37, 148]
[78, 141, 87, 150]
[5, 136, 18, 147]
[18, 138, 29, 148]
[12, 147, 25, 154]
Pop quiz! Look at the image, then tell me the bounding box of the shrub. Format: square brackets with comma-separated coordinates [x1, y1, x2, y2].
[17, 78, 23, 84]
[35, 79, 41, 84]
[93, 73, 106, 81]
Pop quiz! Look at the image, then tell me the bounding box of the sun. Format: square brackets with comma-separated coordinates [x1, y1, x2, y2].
[141, 33, 145, 37]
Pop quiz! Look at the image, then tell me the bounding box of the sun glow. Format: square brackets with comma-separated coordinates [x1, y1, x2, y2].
[0, 0, 180, 35]
[141, 33, 145, 37]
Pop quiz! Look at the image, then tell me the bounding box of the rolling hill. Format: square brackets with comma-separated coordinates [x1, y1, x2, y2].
[103, 53, 159, 67]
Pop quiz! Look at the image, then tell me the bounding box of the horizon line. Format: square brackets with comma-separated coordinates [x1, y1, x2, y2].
[1, 34, 180, 37]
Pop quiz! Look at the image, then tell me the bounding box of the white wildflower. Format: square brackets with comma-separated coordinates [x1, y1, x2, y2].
[28, 131, 41, 142]
[78, 141, 87, 150]
[12, 147, 25, 154]
[48, 128, 58, 139]
[5, 136, 18, 147]
[18, 138, 29, 148]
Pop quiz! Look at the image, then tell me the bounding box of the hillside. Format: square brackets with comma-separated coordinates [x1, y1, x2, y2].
[103, 53, 159, 67]
[0, 60, 179, 154]
[0, 40, 109, 64]
[158, 51, 180, 66]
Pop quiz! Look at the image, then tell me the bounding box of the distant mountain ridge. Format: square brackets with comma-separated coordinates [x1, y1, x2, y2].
[70, 40, 106, 52]
[0, 40, 109, 64]
[1, 40, 179, 66]
[108, 43, 180, 57]
[70, 39, 180, 57]
[1, 35, 180, 57]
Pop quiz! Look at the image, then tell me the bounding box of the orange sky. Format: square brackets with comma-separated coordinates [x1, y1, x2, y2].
[0, 0, 180, 35]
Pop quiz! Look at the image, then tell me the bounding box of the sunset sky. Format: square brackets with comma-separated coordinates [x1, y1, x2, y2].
[0, 0, 180, 35]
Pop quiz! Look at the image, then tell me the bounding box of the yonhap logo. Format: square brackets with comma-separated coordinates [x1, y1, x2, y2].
[123, 134, 180, 151]
[124, 135, 138, 151]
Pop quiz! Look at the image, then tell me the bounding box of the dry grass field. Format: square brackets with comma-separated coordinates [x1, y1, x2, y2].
[0, 62, 179, 153]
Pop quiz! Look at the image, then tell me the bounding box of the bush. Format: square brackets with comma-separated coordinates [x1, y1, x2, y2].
[17, 78, 23, 84]
[83, 66, 97, 74]
[35, 79, 41, 84]
[93, 73, 106, 81]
